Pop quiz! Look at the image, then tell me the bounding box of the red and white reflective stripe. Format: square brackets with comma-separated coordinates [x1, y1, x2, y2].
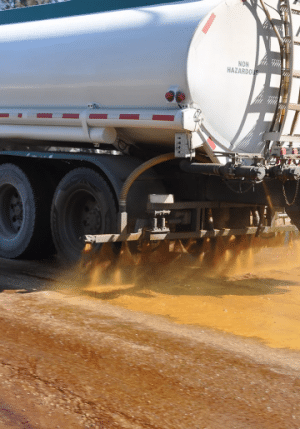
[119, 114, 139, 120]
[37, 113, 52, 118]
[88, 113, 175, 122]
[89, 113, 108, 120]
[202, 13, 216, 34]
[62, 113, 80, 119]
[0, 112, 176, 122]
[207, 137, 216, 150]
[152, 115, 175, 121]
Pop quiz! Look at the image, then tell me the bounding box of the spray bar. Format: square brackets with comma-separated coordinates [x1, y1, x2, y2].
[85, 224, 296, 244]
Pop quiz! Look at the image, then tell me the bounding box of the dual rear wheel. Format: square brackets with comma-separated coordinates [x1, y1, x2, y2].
[0, 163, 117, 263]
[51, 168, 117, 262]
[0, 163, 52, 259]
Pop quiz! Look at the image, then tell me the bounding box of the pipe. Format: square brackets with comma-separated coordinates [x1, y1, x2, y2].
[118, 152, 175, 233]
[0, 124, 117, 145]
[180, 160, 266, 181]
[268, 165, 300, 180]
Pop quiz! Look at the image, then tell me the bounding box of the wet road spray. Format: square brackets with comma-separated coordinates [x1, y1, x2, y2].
[56, 233, 300, 351]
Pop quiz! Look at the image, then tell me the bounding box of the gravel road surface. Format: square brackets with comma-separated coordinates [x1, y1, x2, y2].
[0, 240, 300, 429]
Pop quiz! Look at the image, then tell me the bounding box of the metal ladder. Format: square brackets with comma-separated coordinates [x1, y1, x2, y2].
[262, 0, 300, 153]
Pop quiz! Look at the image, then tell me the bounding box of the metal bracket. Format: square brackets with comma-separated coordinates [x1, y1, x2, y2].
[175, 133, 195, 158]
[88, 103, 100, 109]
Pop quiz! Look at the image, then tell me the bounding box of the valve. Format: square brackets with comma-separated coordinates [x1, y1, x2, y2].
[268, 165, 300, 180]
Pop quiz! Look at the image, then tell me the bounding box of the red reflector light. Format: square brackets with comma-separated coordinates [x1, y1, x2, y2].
[165, 91, 175, 102]
[176, 92, 185, 103]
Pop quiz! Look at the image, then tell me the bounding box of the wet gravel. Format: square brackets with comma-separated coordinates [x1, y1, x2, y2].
[0, 257, 300, 428]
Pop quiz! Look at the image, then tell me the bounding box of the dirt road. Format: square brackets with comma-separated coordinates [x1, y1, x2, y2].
[1, 238, 300, 428]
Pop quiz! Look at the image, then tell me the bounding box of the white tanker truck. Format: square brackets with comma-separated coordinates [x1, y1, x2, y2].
[0, 0, 300, 262]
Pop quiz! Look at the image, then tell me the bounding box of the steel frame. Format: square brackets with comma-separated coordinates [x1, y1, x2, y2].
[85, 201, 297, 244]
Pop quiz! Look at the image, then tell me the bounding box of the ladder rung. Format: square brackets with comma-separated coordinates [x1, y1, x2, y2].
[282, 68, 291, 76]
[281, 68, 299, 77]
[285, 69, 300, 78]
[264, 133, 300, 142]
[283, 36, 292, 44]
[278, 103, 300, 111]
[280, 5, 289, 12]
[291, 8, 300, 15]
[282, 36, 300, 45]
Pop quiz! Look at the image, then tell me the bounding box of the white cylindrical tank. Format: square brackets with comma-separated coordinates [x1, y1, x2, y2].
[0, 0, 297, 154]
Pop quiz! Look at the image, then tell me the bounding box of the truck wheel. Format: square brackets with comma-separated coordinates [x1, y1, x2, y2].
[0, 163, 51, 259]
[51, 167, 118, 263]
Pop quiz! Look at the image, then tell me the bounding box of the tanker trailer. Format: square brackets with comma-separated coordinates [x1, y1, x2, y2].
[0, 0, 299, 262]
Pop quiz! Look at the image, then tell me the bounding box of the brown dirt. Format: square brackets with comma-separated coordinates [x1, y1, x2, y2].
[0, 257, 300, 428]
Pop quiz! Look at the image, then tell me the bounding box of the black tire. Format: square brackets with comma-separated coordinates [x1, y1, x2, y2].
[0, 163, 52, 259]
[51, 167, 118, 263]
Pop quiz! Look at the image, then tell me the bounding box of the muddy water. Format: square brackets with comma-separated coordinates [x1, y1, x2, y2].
[60, 234, 300, 351]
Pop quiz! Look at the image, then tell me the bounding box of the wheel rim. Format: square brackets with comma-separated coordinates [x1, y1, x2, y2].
[0, 185, 23, 238]
[64, 190, 103, 252]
